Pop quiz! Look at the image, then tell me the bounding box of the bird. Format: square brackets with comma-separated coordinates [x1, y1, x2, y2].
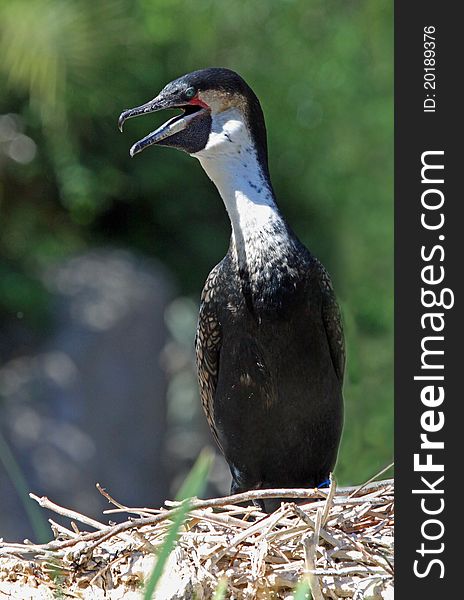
[119, 68, 345, 511]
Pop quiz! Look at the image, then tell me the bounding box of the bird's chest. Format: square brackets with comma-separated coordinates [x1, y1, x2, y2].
[219, 261, 320, 362]
[214, 281, 324, 442]
[211, 260, 329, 456]
[222, 252, 312, 317]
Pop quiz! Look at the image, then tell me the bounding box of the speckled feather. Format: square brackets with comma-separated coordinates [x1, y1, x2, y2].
[195, 261, 224, 452]
[314, 258, 346, 384]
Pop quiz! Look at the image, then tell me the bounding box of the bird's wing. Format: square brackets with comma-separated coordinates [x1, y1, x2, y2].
[195, 263, 223, 451]
[314, 259, 346, 385]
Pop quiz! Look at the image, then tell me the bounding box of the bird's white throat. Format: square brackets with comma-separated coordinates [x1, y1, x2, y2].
[194, 108, 288, 262]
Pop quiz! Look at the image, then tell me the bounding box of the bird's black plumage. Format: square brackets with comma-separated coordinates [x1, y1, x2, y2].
[196, 227, 344, 510]
[119, 67, 345, 511]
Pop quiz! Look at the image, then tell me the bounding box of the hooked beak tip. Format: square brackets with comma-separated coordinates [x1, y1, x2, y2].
[118, 112, 128, 132]
[118, 99, 161, 133]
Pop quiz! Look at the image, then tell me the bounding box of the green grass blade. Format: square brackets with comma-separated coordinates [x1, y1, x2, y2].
[293, 578, 312, 600]
[212, 577, 228, 599]
[143, 448, 213, 599]
[0, 431, 49, 543]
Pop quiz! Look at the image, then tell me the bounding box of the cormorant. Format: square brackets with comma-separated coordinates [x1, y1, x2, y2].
[119, 68, 345, 511]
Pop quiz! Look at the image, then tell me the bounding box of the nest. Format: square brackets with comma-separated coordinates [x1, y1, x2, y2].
[0, 478, 394, 599]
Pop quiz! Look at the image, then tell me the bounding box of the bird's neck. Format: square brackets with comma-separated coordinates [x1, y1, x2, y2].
[196, 143, 294, 270]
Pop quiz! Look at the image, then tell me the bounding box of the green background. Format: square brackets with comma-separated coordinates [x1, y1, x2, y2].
[0, 0, 393, 489]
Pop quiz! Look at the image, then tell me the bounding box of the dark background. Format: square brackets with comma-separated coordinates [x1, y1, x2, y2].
[395, 2, 460, 594]
[0, 0, 393, 541]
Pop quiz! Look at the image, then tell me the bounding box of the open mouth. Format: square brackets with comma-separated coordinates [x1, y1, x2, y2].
[118, 101, 208, 157]
[171, 103, 204, 122]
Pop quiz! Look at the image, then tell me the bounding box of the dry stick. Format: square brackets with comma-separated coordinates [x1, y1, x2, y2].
[159, 479, 393, 510]
[188, 509, 250, 530]
[88, 550, 130, 587]
[348, 463, 394, 499]
[103, 507, 163, 517]
[321, 474, 337, 527]
[0, 512, 185, 557]
[303, 508, 324, 600]
[96, 482, 158, 550]
[29, 494, 108, 531]
[0, 513, 170, 557]
[162, 480, 393, 512]
[30, 494, 137, 546]
[311, 497, 390, 507]
[98, 485, 166, 518]
[109, 481, 392, 519]
[70, 522, 81, 535]
[310, 566, 390, 576]
[256, 507, 293, 543]
[209, 505, 291, 564]
[96, 483, 126, 510]
[48, 520, 78, 539]
[202, 506, 284, 563]
[336, 528, 394, 576]
[180, 487, 326, 507]
[332, 479, 393, 495]
[290, 505, 340, 548]
[297, 498, 393, 578]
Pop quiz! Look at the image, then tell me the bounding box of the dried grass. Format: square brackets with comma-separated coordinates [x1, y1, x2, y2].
[0, 478, 394, 599]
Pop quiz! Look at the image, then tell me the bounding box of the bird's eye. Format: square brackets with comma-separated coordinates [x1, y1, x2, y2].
[185, 86, 196, 99]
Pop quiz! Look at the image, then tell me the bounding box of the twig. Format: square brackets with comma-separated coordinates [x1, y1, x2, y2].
[303, 508, 324, 600]
[322, 474, 337, 527]
[29, 494, 107, 531]
[96, 483, 126, 510]
[290, 505, 340, 548]
[48, 520, 78, 540]
[348, 464, 394, 498]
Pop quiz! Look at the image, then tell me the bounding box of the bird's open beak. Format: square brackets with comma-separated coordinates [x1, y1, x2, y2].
[118, 95, 208, 157]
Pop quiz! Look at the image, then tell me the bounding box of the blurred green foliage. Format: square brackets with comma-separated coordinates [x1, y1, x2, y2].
[0, 0, 393, 484]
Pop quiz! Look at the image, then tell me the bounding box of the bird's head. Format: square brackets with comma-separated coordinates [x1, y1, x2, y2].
[118, 67, 269, 173]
